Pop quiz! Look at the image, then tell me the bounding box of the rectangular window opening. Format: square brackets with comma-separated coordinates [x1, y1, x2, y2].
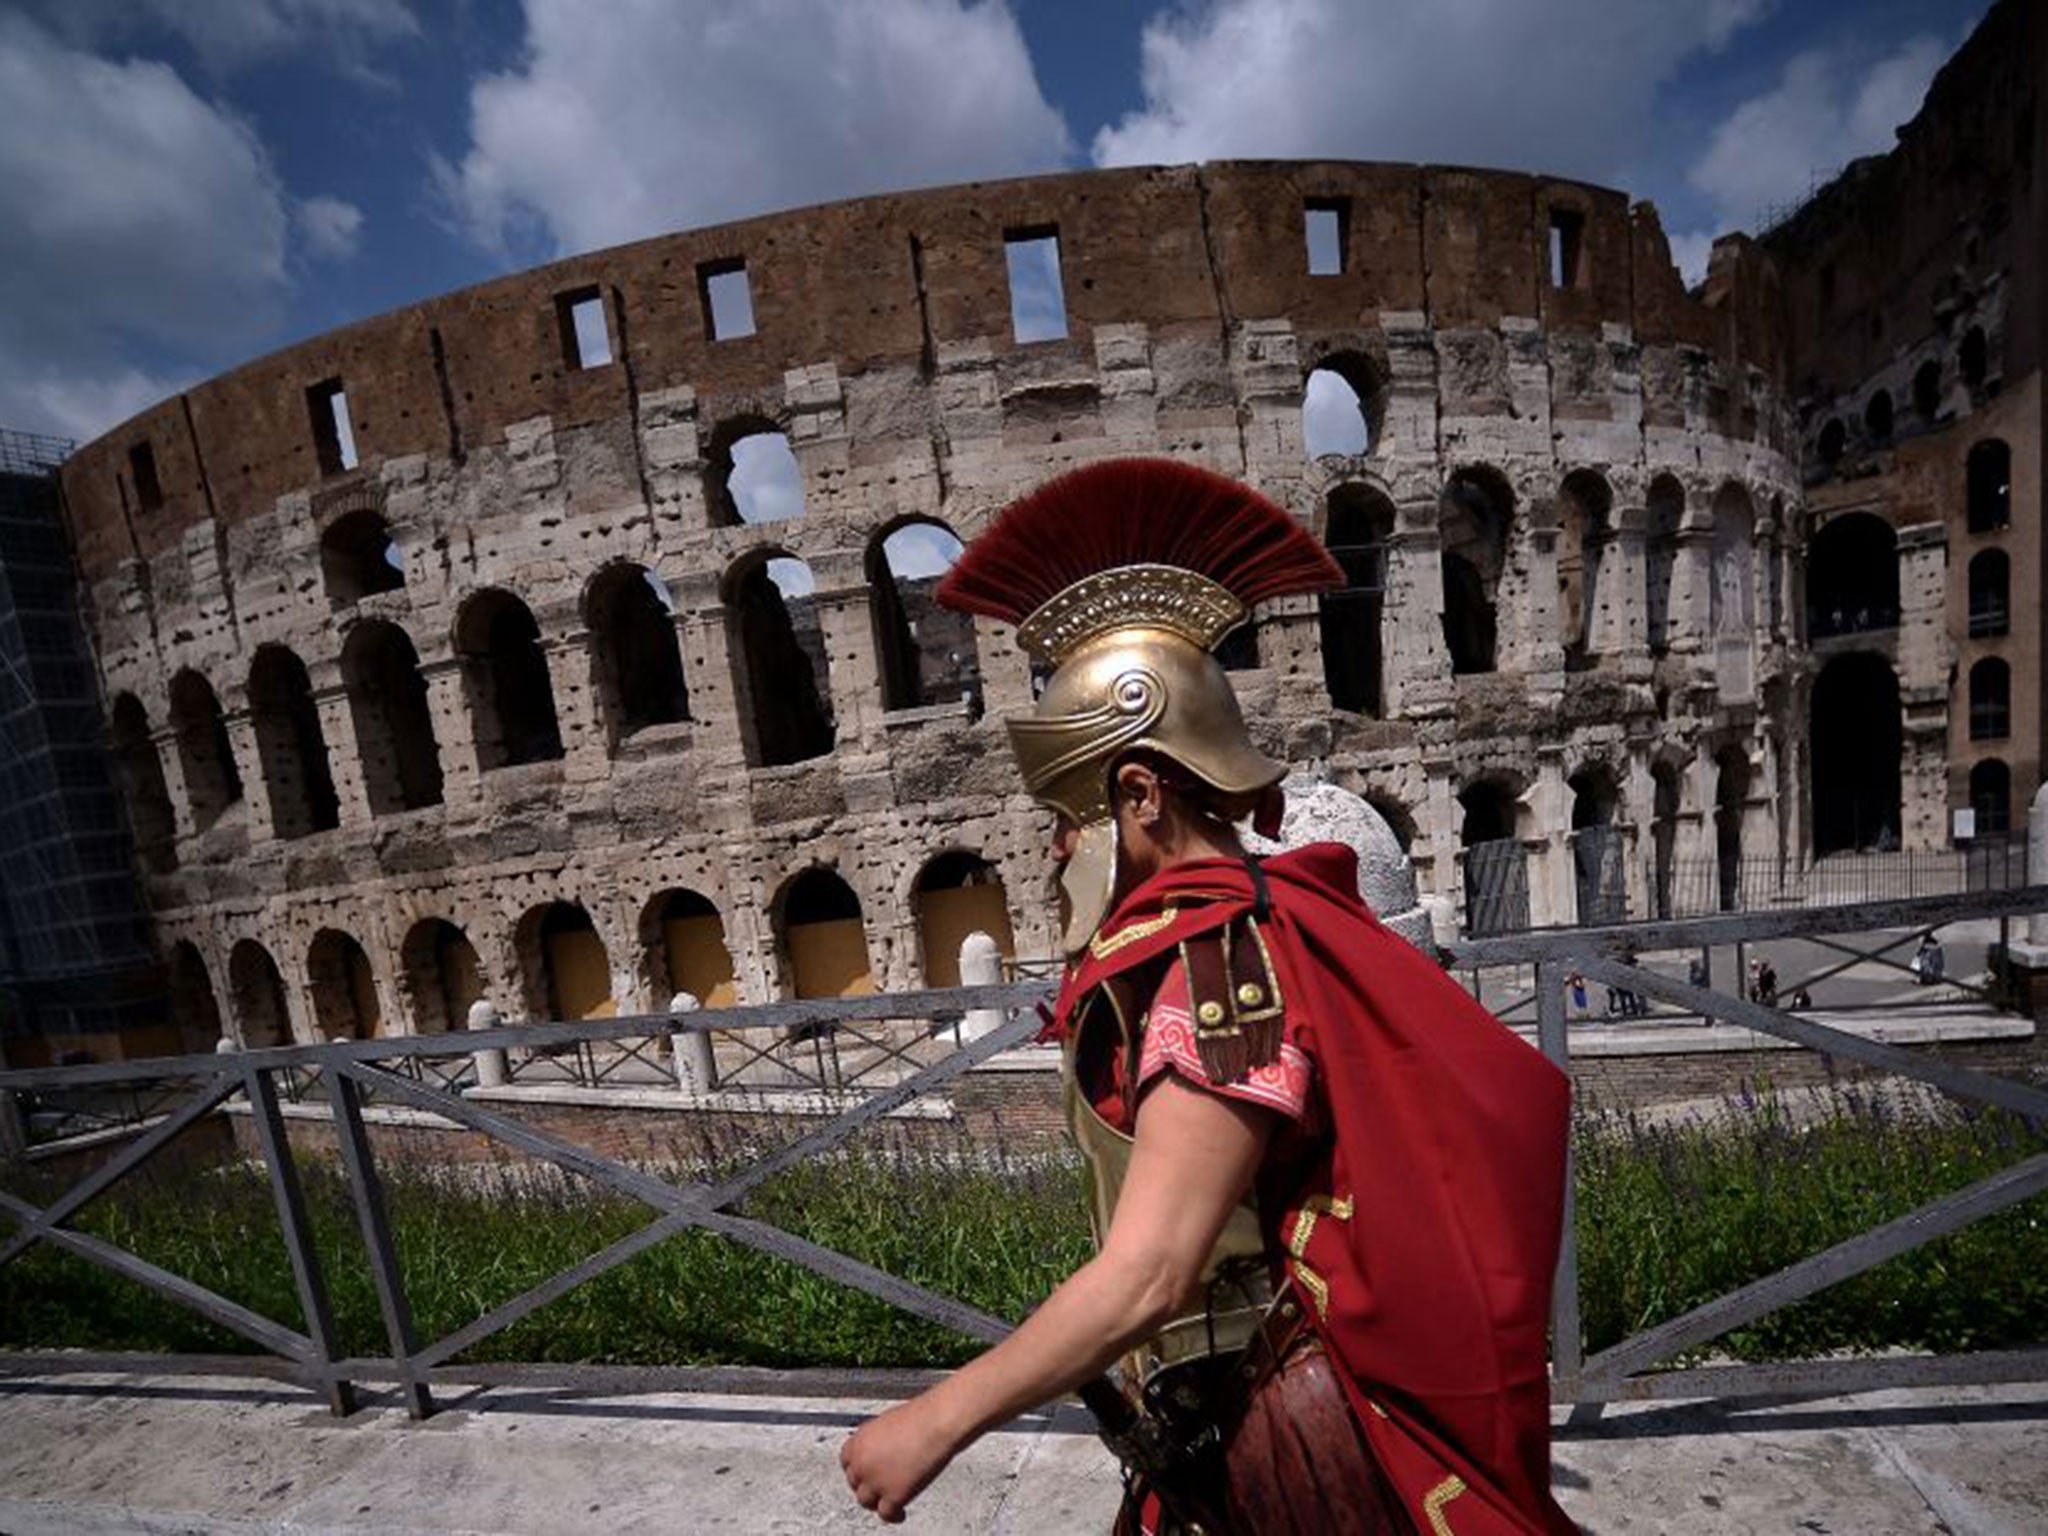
[699, 258, 756, 341]
[1548, 208, 1585, 290]
[307, 379, 359, 475]
[128, 442, 163, 512]
[556, 287, 613, 369]
[1304, 199, 1346, 276]
[1004, 226, 1067, 343]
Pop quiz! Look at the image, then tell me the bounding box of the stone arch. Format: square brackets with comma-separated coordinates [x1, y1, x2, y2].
[454, 588, 563, 770]
[1970, 759, 2012, 836]
[704, 415, 803, 527]
[1319, 483, 1394, 714]
[341, 619, 442, 814]
[1863, 388, 1894, 444]
[1439, 466, 1514, 675]
[1458, 775, 1527, 935]
[639, 888, 737, 1009]
[1712, 746, 1751, 912]
[108, 693, 176, 872]
[166, 940, 223, 1055]
[1302, 352, 1379, 458]
[1968, 549, 2009, 637]
[1969, 657, 2011, 741]
[775, 867, 873, 999]
[1568, 762, 1626, 926]
[725, 551, 834, 767]
[585, 562, 690, 746]
[1556, 469, 1613, 669]
[515, 900, 615, 1021]
[913, 850, 1015, 988]
[306, 927, 384, 1039]
[1807, 513, 1898, 638]
[246, 645, 340, 839]
[866, 518, 979, 711]
[1812, 654, 1901, 854]
[227, 938, 291, 1048]
[319, 507, 404, 607]
[1967, 439, 2011, 532]
[398, 917, 485, 1034]
[167, 670, 241, 831]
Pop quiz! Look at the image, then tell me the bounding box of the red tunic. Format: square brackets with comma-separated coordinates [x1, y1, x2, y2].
[1055, 844, 1577, 1536]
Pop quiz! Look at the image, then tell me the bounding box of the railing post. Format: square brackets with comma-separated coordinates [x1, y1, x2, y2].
[957, 933, 1006, 1043]
[1535, 959, 1585, 1403]
[669, 992, 716, 1093]
[468, 1000, 508, 1088]
[329, 1069, 433, 1418]
[244, 1065, 356, 1416]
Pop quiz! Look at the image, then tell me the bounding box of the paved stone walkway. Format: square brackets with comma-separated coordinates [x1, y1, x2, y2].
[0, 1368, 2043, 1533]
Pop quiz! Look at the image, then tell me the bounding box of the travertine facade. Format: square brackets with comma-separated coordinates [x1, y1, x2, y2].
[57, 159, 1807, 1053]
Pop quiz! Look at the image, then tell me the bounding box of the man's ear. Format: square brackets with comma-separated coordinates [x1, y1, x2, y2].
[1114, 760, 1162, 826]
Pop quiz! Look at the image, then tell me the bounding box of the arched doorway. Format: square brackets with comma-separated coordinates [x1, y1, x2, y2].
[867, 520, 978, 711]
[1650, 763, 1681, 919]
[1556, 471, 1612, 670]
[641, 890, 737, 1009]
[319, 508, 404, 606]
[1812, 655, 1902, 854]
[914, 852, 1015, 988]
[166, 942, 223, 1055]
[167, 670, 241, 831]
[1568, 765, 1626, 925]
[777, 869, 873, 999]
[1440, 468, 1512, 675]
[517, 902, 615, 1021]
[1806, 513, 1899, 638]
[1713, 747, 1751, 911]
[342, 620, 443, 813]
[586, 563, 690, 747]
[1458, 779, 1527, 935]
[727, 553, 834, 767]
[306, 929, 383, 1039]
[399, 918, 485, 1034]
[1645, 475, 1684, 653]
[108, 694, 176, 872]
[227, 940, 291, 1048]
[1319, 484, 1394, 714]
[247, 646, 340, 839]
[455, 589, 563, 770]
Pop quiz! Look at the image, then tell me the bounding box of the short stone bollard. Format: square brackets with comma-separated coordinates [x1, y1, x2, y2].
[214, 1037, 238, 1054]
[669, 992, 715, 1093]
[957, 931, 1005, 1043]
[468, 999, 508, 1087]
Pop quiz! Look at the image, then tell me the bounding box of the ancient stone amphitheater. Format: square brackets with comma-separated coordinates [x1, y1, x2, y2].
[57, 161, 1807, 1053]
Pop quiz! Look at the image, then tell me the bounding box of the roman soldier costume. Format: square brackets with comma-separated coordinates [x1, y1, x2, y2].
[937, 459, 1576, 1535]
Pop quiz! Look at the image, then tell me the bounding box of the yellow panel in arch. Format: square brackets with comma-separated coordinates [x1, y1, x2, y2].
[664, 913, 738, 1009]
[789, 918, 875, 999]
[547, 927, 616, 1019]
[918, 885, 1016, 988]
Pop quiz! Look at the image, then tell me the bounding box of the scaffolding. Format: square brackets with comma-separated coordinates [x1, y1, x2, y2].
[0, 427, 160, 1058]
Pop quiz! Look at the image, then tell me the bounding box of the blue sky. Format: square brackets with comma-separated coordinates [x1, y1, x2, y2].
[0, 0, 1988, 444]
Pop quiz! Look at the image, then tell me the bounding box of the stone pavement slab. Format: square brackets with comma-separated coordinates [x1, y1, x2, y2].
[0, 1368, 2043, 1533]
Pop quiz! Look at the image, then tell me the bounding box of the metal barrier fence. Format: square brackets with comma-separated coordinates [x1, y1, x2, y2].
[2, 885, 2046, 1420]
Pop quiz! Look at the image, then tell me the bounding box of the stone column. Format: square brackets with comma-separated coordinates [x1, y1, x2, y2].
[957, 933, 1006, 1043]
[1515, 496, 1566, 685]
[542, 628, 610, 785]
[669, 992, 716, 1093]
[1897, 522, 1952, 852]
[150, 720, 199, 842]
[1668, 491, 1715, 662]
[1526, 752, 1572, 928]
[1383, 497, 1453, 718]
[417, 657, 482, 814]
[222, 708, 275, 843]
[468, 999, 507, 1088]
[310, 668, 373, 828]
[1600, 504, 1652, 678]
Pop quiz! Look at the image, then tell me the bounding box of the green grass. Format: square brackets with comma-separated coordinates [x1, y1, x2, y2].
[2, 1082, 2043, 1369]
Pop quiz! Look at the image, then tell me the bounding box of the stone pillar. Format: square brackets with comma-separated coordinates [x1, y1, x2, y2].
[1597, 504, 1650, 675]
[542, 629, 610, 784]
[669, 991, 716, 1092]
[468, 999, 508, 1088]
[311, 672, 374, 828]
[672, 566, 747, 771]
[223, 708, 275, 843]
[1096, 324, 1161, 445]
[1668, 492, 1715, 661]
[1527, 752, 1572, 928]
[957, 933, 1006, 1043]
[150, 721, 200, 842]
[1233, 319, 1304, 482]
[1383, 497, 1453, 718]
[1515, 496, 1566, 684]
[417, 657, 482, 813]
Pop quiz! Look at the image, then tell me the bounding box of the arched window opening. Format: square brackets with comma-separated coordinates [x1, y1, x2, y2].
[228, 939, 291, 1048]
[1440, 467, 1512, 675]
[588, 564, 689, 745]
[517, 901, 614, 1021]
[455, 590, 563, 771]
[166, 942, 223, 1055]
[1645, 475, 1684, 653]
[247, 646, 340, 839]
[108, 694, 176, 872]
[319, 508, 404, 607]
[1812, 654, 1902, 854]
[341, 620, 442, 814]
[1806, 513, 1898, 638]
[1912, 360, 1942, 421]
[1556, 471, 1612, 671]
[307, 928, 383, 1040]
[1650, 763, 1681, 919]
[1320, 485, 1394, 713]
[868, 522, 979, 711]
[728, 555, 834, 767]
[1817, 419, 1846, 468]
[1302, 361, 1373, 458]
[399, 918, 484, 1035]
[168, 671, 241, 831]
[706, 421, 803, 526]
[779, 868, 873, 999]
[1969, 551, 2009, 638]
[1970, 760, 2012, 837]
[1960, 326, 1989, 388]
[1568, 766, 1626, 925]
[1967, 440, 2011, 533]
[1863, 390, 1894, 445]
[1458, 779, 1527, 936]
[915, 852, 1015, 988]
[1970, 658, 2010, 742]
[640, 889, 737, 1009]
[1714, 747, 1750, 912]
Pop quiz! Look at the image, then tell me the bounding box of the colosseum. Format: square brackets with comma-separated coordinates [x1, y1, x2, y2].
[53, 157, 1816, 1057]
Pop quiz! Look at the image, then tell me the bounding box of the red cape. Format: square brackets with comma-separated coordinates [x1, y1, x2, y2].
[1056, 844, 1576, 1535]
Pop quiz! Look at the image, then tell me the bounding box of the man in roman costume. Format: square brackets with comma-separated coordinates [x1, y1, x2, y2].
[842, 459, 1576, 1534]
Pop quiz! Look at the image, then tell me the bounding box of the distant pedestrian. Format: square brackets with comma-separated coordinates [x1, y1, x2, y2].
[1912, 934, 1945, 985]
[1788, 987, 1813, 1010]
[1755, 959, 1779, 1008]
[1568, 972, 1590, 1018]
[1689, 955, 1709, 988]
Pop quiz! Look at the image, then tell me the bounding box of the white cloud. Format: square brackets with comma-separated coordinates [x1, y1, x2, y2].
[1302, 368, 1366, 457]
[731, 434, 805, 524]
[0, 14, 293, 438]
[296, 195, 364, 262]
[1094, 0, 1770, 182]
[434, 0, 1073, 260]
[34, 0, 419, 76]
[880, 523, 964, 579]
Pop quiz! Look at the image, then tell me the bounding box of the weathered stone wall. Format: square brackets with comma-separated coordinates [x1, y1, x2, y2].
[57, 160, 1805, 1049]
